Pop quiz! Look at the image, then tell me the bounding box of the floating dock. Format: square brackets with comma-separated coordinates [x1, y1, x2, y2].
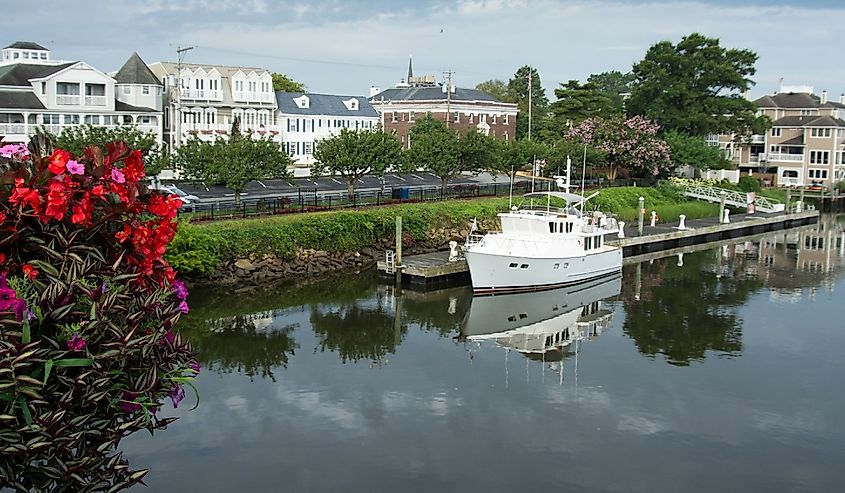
[377, 210, 819, 288]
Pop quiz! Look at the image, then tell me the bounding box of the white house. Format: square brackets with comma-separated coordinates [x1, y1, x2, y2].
[0, 42, 162, 145]
[147, 61, 280, 148]
[276, 92, 380, 167]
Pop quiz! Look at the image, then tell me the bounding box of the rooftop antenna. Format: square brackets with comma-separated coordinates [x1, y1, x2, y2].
[173, 45, 195, 151]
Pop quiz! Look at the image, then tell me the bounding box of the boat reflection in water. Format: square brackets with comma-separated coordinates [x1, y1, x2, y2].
[462, 274, 621, 362]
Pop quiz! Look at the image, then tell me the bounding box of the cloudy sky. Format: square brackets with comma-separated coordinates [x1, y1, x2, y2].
[4, 0, 844, 99]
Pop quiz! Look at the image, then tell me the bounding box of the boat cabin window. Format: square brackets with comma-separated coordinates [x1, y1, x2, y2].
[508, 263, 518, 268]
[596, 236, 602, 248]
[584, 237, 593, 251]
[548, 221, 573, 234]
[520, 264, 529, 269]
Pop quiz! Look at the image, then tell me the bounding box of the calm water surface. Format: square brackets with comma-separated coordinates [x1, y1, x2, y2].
[124, 216, 845, 492]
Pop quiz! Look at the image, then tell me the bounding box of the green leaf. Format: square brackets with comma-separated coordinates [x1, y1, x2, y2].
[43, 360, 53, 385]
[52, 358, 94, 367]
[18, 398, 32, 426]
[22, 321, 30, 344]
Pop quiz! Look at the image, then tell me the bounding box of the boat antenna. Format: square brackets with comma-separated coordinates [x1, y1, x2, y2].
[580, 144, 587, 215]
[530, 154, 537, 207]
[508, 166, 514, 209]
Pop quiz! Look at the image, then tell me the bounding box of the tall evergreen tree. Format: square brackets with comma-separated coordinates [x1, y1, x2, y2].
[507, 65, 549, 140]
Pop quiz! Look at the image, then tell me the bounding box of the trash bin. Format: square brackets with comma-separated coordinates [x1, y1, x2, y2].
[400, 187, 410, 200]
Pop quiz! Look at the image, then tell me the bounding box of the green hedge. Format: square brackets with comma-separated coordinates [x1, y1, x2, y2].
[167, 188, 720, 276]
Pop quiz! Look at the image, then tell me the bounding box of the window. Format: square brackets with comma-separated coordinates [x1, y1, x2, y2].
[504, 131, 508, 141]
[56, 82, 80, 95]
[584, 237, 593, 251]
[782, 169, 799, 178]
[809, 169, 828, 179]
[519, 264, 529, 269]
[811, 128, 832, 138]
[304, 141, 313, 155]
[40, 52, 47, 60]
[810, 150, 829, 164]
[391, 111, 398, 123]
[492, 114, 497, 124]
[480, 114, 487, 123]
[800, 109, 814, 116]
[409, 111, 415, 122]
[508, 263, 518, 268]
[85, 83, 105, 96]
[468, 114, 474, 123]
[63, 114, 79, 125]
[123, 86, 131, 95]
[143, 86, 150, 95]
[12, 52, 18, 59]
[836, 151, 843, 165]
[84, 115, 100, 125]
[453, 111, 460, 123]
[139, 116, 152, 125]
[41, 82, 46, 94]
[553, 263, 560, 270]
[22, 52, 28, 59]
[771, 128, 781, 137]
[503, 114, 509, 125]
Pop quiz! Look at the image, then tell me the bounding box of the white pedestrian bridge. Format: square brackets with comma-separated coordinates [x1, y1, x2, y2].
[677, 183, 785, 213]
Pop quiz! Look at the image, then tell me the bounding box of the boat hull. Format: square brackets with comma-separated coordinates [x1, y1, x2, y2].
[465, 247, 622, 294]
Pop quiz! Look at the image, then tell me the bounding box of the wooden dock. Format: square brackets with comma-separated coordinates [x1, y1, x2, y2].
[377, 210, 820, 287]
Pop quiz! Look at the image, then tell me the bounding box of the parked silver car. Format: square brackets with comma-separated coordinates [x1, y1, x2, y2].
[149, 183, 201, 207]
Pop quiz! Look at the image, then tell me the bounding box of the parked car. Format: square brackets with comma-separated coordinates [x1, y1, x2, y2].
[148, 183, 201, 208]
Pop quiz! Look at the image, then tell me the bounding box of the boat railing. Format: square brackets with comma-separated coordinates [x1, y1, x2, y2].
[465, 233, 487, 246]
[581, 215, 619, 233]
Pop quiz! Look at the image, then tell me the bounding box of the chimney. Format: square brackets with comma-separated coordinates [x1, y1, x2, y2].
[369, 86, 381, 98]
[821, 90, 828, 104]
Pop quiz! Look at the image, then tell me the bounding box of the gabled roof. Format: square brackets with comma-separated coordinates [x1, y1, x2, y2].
[370, 86, 505, 103]
[0, 62, 76, 86]
[756, 91, 845, 110]
[0, 90, 46, 109]
[114, 52, 161, 86]
[4, 41, 48, 51]
[772, 115, 845, 128]
[276, 92, 379, 117]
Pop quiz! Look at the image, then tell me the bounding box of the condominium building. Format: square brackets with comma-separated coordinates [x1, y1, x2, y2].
[369, 59, 518, 149]
[276, 92, 379, 167]
[715, 86, 845, 187]
[0, 42, 162, 145]
[147, 61, 280, 149]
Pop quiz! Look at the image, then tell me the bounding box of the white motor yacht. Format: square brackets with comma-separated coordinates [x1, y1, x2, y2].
[464, 191, 622, 294]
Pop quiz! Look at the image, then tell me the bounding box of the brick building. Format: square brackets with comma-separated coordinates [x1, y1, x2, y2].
[368, 61, 517, 148]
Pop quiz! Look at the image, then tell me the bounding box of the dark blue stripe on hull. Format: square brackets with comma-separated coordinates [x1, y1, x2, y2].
[472, 269, 622, 296]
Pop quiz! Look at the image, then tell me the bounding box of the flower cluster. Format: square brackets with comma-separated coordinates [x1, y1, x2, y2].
[565, 115, 672, 176]
[1, 139, 198, 490]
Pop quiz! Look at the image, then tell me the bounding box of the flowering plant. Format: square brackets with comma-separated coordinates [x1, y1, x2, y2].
[565, 115, 672, 180]
[1, 137, 198, 491]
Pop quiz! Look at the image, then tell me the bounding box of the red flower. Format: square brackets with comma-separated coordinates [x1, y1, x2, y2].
[122, 150, 145, 183]
[0, 252, 6, 265]
[9, 178, 41, 212]
[22, 264, 38, 279]
[48, 149, 71, 175]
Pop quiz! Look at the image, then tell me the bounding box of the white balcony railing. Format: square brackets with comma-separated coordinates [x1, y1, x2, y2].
[767, 153, 804, 162]
[180, 89, 223, 100]
[749, 155, 760, 163]
[56, 95, 81, 105]
[84, 95, 107, 106]
[779, 177, 803, 186]
[181, 122, 282, 138]
[232, 91, 275, 103]
[750, 134, 765, 144]
[0, 123, 26, 135]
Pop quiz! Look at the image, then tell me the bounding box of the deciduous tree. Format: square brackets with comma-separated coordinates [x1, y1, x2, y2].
[271, 72, 306, 92]
[312, 128, 403, 197]
[475, 79, 512, 102]
[177, 136, 291, 206]
[400, 115, 460, 195]
[627, 33, 770, 136]
[565, 115, 671, 181]
[664, 130, 730, 171]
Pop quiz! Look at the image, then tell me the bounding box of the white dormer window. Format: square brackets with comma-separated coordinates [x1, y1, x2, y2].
[294, 95, 310, 109]
[342, 98, 359, 111]
[143, 86, 150, 95]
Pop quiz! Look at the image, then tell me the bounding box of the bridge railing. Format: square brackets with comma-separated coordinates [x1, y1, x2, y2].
[675, 183, 785, 213]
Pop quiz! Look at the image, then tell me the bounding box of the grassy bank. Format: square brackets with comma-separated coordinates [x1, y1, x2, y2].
[166, 186, 720, 277]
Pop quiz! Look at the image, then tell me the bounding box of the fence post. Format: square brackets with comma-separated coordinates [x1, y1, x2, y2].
[298, 187, 303, 212]
[211, 203, 214, 220]
[637, 196, 645, 236]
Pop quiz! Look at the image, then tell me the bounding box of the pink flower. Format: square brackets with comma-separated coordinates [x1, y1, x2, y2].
[66, 160, 85, 175]
[67, 333, 87, 352]
[178, 300, 189, 314]
[111, 168, 126, 184]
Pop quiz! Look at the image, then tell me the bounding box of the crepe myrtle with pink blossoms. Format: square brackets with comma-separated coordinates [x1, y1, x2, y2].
[1, 137, 199, 491]
[565, 115, 672, 181]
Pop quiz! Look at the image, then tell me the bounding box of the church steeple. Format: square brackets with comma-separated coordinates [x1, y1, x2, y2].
[407, 55, 413, 82]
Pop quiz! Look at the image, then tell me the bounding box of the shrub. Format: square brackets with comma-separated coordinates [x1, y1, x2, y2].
[738, 175, 762, 193]
[1, 139, 198, 491]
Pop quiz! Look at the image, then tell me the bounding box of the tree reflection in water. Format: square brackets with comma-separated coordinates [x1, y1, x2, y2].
[621, 250, 762, 366]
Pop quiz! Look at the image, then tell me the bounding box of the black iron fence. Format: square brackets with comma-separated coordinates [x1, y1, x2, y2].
[179, 181, 535, 222]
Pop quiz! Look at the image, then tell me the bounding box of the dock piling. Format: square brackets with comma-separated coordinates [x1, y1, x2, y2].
[637, 197, 645, 236]
[678, 214, 687, 230]
[395, 216, 403, 284]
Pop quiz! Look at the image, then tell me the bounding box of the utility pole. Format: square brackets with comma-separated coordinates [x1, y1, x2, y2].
[444, 69, 454, 128]
[173, 45, 195, 151]
[528, 71, 533, 141]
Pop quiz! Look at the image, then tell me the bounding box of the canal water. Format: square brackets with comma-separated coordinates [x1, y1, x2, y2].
[124, 216, 845, 492]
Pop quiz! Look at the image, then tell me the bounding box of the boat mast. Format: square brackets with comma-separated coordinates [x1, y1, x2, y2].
[580, 144, 587, 215]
